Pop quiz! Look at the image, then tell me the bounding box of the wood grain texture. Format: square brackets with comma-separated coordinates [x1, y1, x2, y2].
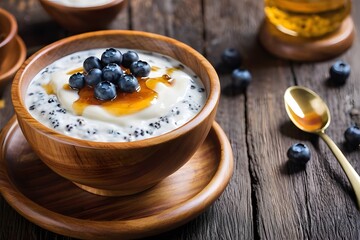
[0, 118, 233, 240]
[12, 30, 220, 197]
[0, 35, 26, 89]
[2, 0, 360, 239]
[0, 7, 17, 61]
[131, 0, 204, 53]
[0, 8, 26, 93]
[247, 2, 360, 240]
[203, 0, 256, 239]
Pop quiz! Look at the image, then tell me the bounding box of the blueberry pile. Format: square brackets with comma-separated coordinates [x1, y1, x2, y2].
[69, 48, 151, 100]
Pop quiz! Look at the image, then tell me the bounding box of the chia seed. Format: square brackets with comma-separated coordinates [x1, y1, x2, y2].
[25, 48, 206, 142]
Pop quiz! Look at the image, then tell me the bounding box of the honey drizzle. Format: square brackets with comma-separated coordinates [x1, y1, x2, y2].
[42, 83, 54, 95]
[66, 67, 84, 75]
[166, 66, 183, 75]
[151, 66, 160, 71]
[64, 74, 174, 116]
[44, 66, 177, 116]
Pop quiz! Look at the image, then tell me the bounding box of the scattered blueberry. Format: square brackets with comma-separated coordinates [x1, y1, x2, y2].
[84, 68, 103, 86]
[101, 48, 123, 66]
[221, 48, 242, 69]
[118, 74, 140, 93]
[344, 126, 360, 147]
[83, 56, 102, 73]
[130, 60, 151, 77]
[102, 63, 123, 84]
[231, 68, 251, 90]
[329, 60, 350, 85]
[287, 143, 311, 165]
[69, 72, 85, 89]
[94, 81, 117, 101]
[122, 51, 139, 68]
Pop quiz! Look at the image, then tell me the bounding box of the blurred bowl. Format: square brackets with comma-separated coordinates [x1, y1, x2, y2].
[38, 0, 126, 33]
[0, 36, 27, 90]
[0, 8, 26, 90]
[0, 8, 17, 57]
[12, 30, 220, 196]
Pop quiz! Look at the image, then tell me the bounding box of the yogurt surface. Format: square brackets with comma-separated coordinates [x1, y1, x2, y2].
[26, 49, 206, 142]
[48, 0, 114, 7]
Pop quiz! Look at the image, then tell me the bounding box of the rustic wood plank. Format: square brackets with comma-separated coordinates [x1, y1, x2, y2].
[287, 5, 360, 239]
[246, 46, 302, 238]
[130, 0, 203, 53]
[129, 1, 230, 239]
[107, 0, 129, 30]
[246, 3, 360, 240]
[1, 0, 360, 239]
[203, 0, 255, 239]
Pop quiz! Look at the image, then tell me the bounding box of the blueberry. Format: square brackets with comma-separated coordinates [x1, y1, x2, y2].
[84, 68, 103, 86]
[231, 68, 251, 90]
[101, 48, 123, 66]
[329, 60, 350, 85]
[102, 63, 123, 84]
[221, 48, 242, 69]
[83, 56, 102, 73]
[122, 51, 139, 68]
[287, 143, 311, 165]
[69, 72, 85, 89]
[344, 126, 360, 147]
[118, 74, 140, 93]
[130, 60, 151, 78]
[94, 81, 117, 101]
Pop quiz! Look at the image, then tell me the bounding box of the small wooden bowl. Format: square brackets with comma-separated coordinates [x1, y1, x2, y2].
[0, 8, 26, 90]
[0, 36, 27, 90]
[12, 30, 220, 197]
[38, 0, 126, 33]
[0, 8, 17, 58]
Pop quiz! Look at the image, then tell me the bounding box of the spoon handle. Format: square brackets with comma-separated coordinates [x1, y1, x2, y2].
[319, 132, 360, 209]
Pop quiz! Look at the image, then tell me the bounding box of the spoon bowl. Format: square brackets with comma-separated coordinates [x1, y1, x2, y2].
[284, 86, 330, 133]
[284, 86, 360, 209]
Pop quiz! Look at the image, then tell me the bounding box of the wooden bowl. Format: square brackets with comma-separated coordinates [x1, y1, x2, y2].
[12, 30, 220, 197]
[0, 8, 26, 90]
[0, 36, 27, 90]
[38, 0, 126, 33]
[0, 8, 17, 58]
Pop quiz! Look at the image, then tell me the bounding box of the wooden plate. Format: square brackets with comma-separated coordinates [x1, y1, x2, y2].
[0, 117, 233, 240]
[259, 16, 355, 61]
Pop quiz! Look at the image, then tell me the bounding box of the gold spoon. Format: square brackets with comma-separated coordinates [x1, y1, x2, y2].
[284, 86, 360, 208]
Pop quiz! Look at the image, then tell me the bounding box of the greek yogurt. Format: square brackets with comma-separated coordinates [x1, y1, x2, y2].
[26, 49, 206, 142]
[49, 0, 114, 7]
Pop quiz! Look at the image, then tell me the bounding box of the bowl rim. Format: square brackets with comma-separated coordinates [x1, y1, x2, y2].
[12, 30, 220, 148]
[0, 35, 27, 82]
[0, 8, 17, 49]
[38, 0, 125, 11]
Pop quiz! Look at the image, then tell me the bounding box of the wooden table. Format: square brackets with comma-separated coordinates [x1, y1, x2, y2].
[1, 1, 360, 239]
